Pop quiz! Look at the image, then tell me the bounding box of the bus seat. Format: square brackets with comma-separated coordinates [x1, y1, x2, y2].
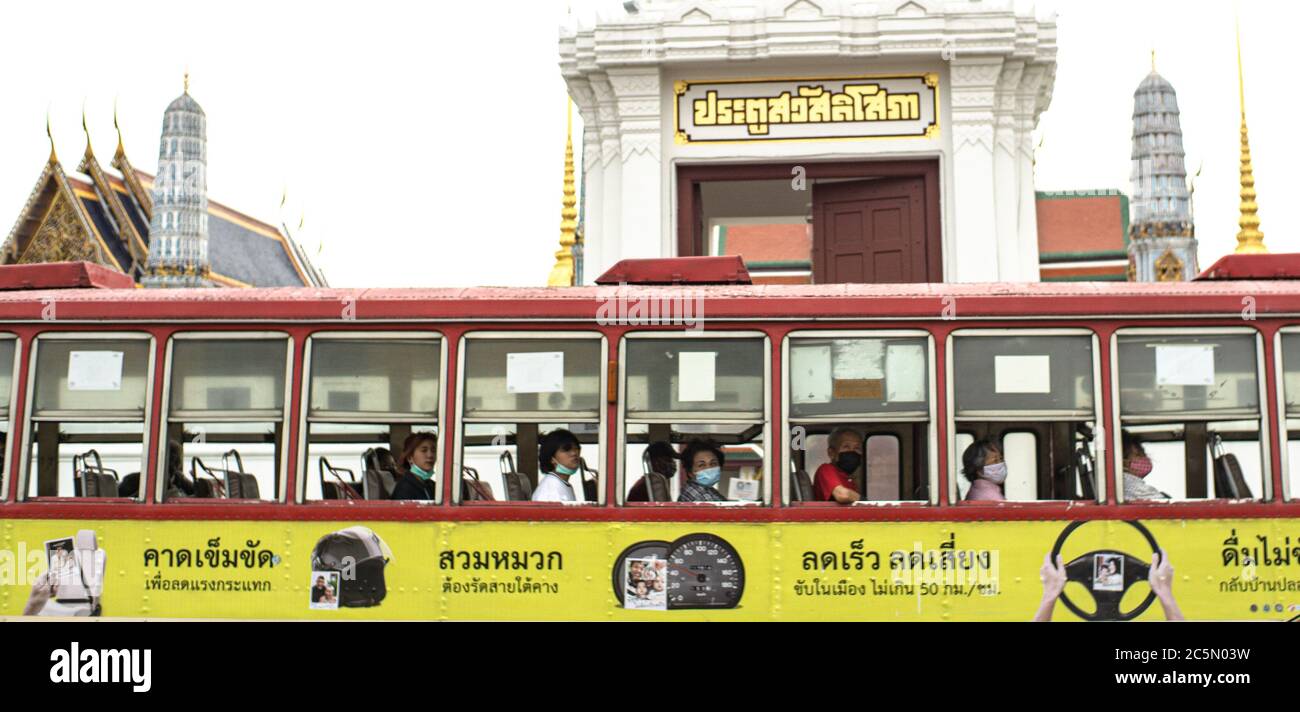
[791, 468, 814, 502]
[82, 471, 119, 498]
[320, 458, 361, 500]
[362, 448, 399, 499]
[646, 472, 670, 502]
[226, 472, 260, 500]
[461, 466, 495, 501]
[499, 453, 533, 501]
[1213, 452, 1252, 499]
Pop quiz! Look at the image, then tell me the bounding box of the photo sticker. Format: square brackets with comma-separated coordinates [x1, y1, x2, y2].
[310, 570, 341, 610]
[624, 557, 667, 611]
[1092, 554, 1123, 592]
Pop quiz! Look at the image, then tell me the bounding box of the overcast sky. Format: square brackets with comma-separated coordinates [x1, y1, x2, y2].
[0, 0, 1291, 287]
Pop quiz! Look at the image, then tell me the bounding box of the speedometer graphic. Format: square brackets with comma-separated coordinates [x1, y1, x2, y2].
[614, 533, 746, 610]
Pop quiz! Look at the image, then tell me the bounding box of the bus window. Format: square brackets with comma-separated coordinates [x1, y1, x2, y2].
[0, 337, 14, 499]
[786, 334, 931, 503]
[1116, 331, 1265, 502]
[301, 336, 441, 502]
[952, 333, 1098, 502]
[23, 335, 152, 499]
[459, 335, 603, 503]
[161, 335, 289, 502]
[1281, 331, 1300, 500]
[623, 336, 767, 504]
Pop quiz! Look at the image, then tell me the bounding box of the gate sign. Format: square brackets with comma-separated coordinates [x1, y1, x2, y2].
[675, 74, 939, 144]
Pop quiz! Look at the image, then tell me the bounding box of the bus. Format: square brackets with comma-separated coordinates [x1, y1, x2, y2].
[1, 257, 1297, 621]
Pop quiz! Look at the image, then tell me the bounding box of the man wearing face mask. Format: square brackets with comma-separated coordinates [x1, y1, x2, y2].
[1121, 431, 1169, 501]
[626, 441, 680, 502]
[962, 438, 1007, 501]
[814, 427, 864, 504]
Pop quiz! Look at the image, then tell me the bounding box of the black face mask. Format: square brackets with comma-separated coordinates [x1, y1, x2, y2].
[835, 452, 862, 474]
[652, 460, 677, 478]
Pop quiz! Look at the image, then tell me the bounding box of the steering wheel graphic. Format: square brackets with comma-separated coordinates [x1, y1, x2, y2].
[1049, 520, 1161, 622]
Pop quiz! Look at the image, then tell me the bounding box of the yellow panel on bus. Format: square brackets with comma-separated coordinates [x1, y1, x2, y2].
[1, 519, 1297, 621]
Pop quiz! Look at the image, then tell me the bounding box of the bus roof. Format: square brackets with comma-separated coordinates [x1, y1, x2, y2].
[0, 277, 1295, 321]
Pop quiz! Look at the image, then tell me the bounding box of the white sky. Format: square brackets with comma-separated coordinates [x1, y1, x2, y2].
[0, 0, 1292, 287]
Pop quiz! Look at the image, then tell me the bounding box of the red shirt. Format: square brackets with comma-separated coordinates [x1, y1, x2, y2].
[813, 463, 859, 502]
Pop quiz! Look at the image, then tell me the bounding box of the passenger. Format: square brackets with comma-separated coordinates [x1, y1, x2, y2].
[1121, 432, 1169, 501]
[390, 432, 438, 500]
[962, 438, 1006, 502]
[813, 426, 863, 504]
[626, 441, 680, 502]
[677, 439, 727, 503]
[532, 428, 583, 502]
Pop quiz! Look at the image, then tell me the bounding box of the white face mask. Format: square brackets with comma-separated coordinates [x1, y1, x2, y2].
[982, 462, 1008, 485]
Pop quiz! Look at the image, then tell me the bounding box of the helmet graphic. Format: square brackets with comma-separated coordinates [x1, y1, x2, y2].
[311, 526, 392, 607]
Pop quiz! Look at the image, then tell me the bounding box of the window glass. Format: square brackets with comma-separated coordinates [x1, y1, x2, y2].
[0, 338, 15, 415]
[1117, 334, 1258, 417]
[34, 339, 150, 415]
[170, 339, 286, 416]
[309, 339, 439, 418]
[625, 338, 763, 417]
[789, 337, 928, 418]
[953, 335, 1093, 416]
[463, 339, 601, 418]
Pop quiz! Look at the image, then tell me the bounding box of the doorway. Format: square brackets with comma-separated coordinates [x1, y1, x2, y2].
[676, 160, 941, 284]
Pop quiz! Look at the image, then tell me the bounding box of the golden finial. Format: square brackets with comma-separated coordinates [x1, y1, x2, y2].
[81, 100, 94, 158]
[113, 98, 125, 157]
[184, 70, 190, 95]
[1151, 49, 1155, 72]
[547, 97, 579, 287]
[1234, 13, 1266, 254]
[45, 109, 58, 164]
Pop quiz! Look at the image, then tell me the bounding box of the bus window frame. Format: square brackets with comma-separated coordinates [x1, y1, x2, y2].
[154, 330, 295, 505]
[946, 328, 1105, 505]
[294, 330, 447, 504]
[1109, 326, 1272, 504]
[781, 329, 937, 507]
[452, 330, 608, 506]
[1272, 326, 1299, 503]
[0, 334, 21, 502]
[618, 330, 772, 507]
[18, 331, 156, 503]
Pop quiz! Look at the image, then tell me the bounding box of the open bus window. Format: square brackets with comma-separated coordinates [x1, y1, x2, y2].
[301, 336, 442, 502]
[952, 333, 1098, 502]
[1115, 331, 1266, 502]
[786, 335, 931, 503]
[161, 336, 289, 502]
[23, 335, 152, 499]
[459, 335, 603, 503]
[622, 336, 767, 504]
[1281, 332, 1300, 501]
[624, 423, 765, 503]
[0, 337, 14, 499]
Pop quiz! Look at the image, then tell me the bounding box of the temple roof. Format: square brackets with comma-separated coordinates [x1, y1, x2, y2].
[3, 151, 325, 288]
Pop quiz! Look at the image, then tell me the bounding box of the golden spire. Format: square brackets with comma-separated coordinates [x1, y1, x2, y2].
[547, 97, 579, 287]
[184, 70, 190, 95]
[1233, 15, 1266, 254]
[1151, 49, 1155, 73]
[45, 110, 58, 164]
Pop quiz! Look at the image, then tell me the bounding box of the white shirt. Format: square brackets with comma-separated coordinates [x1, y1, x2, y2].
[532, 473, 577, 502]
[1123, 472, 1168, 501]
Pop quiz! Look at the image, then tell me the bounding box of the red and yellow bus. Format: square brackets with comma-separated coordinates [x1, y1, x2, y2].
[1, 258, 1297, 621]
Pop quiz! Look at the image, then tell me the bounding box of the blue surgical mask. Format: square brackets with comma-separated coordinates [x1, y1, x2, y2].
[982, 462, 1008, 485]
[410, 463, 434, 481]
[555, 463, 579, 477]
[694, 467, 721, 487]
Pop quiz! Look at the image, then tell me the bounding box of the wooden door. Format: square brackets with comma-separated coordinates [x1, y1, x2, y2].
[812, 177, 934, 283]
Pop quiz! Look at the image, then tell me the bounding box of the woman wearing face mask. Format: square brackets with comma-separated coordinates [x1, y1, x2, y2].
[677, 439, 727, 503]
[1121, 431, 1169, 501]
[390, 432, 438, 500]
[814, 426, 863, 504]
[533, 429, 583, 502]
[962, 438, 1006, 502]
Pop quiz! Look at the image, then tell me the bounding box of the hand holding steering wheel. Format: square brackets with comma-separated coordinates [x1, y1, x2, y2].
[1049, 520, 1161, 622]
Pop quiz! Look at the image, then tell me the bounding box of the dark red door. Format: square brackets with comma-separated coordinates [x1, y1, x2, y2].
[812, 177, 934, 283]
